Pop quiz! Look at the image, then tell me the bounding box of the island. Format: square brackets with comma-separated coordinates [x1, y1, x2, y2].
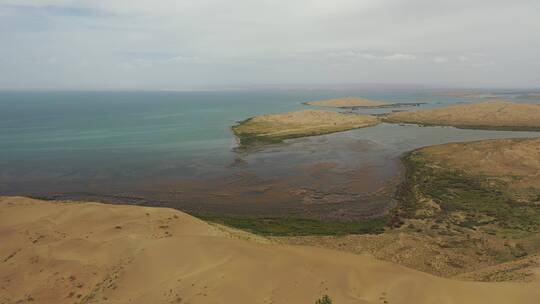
[304, 96, 424, 109]
[232, 109, 380, 147]
[385, 99, 540, 131]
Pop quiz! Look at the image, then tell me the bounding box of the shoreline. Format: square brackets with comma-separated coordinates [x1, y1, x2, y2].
[303, 101, 426, 109]
[382, 119, 540, 132]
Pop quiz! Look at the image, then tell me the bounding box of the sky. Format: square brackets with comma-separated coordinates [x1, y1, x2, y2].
[0, 0, 539, 90]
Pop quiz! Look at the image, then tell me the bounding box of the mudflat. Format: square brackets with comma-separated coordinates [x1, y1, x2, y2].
[232, 109, 380, 146]
[2, 196, 540, 304]
[385, 100, 540, 130]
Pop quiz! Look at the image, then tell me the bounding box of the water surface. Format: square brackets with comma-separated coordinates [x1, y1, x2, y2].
[1, 89, 538, 218]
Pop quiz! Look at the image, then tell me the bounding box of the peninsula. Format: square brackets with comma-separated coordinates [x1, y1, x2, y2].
[385, 100, 540, 130]
[304, 96, 424, 109]
[232, 109, 380, 147]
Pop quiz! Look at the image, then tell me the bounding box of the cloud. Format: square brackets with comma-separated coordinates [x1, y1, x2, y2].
[0, 0, 539, 89]
[1, 3, 108, 17]
[432, 56, 448, 63]
[383, 53, 416, 61]
[327, 51, 416, 62]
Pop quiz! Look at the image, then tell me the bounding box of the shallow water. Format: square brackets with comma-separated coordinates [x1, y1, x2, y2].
[1, 90, 538, 218]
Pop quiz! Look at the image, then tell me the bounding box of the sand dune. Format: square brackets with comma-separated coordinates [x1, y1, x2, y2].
[1, 196, 539, 304]
[386, 100, 540, 130]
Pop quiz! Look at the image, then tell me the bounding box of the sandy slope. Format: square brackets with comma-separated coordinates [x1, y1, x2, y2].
[386, 100, 540, 130]
[1, 197, 539, 304]
[304, 97, 389, 108]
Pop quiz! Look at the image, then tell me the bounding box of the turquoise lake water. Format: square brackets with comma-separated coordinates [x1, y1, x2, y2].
[1, 89, 539, 217]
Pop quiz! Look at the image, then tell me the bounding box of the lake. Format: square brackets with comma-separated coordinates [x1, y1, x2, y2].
[1, 89, 538, 219]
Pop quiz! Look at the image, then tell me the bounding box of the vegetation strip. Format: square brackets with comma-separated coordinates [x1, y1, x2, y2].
[199, 215, 388, 236]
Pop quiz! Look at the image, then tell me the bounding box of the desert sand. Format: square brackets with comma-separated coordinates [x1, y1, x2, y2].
[386, 100, 540, 130]
[304, 97, 390, 108]
[1, 196, 539, 304]
[233, 109, 379, 146]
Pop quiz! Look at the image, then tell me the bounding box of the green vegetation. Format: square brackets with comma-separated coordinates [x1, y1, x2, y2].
[232, 118, 282, 146]
[199, 215, 388, 236]
[232, 121, 367, 147]
[232, 130, 282, 146]
[232, 123, 329, 147]
[316, 295, 333, 304]
[397, 151, 540, 232]
[28, 195, 61, 201]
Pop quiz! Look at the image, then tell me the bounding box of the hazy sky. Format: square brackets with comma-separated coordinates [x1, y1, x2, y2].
[1, 0, 539, 89]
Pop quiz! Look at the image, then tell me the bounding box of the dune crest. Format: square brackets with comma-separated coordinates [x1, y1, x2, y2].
[1, 196, 539, 304]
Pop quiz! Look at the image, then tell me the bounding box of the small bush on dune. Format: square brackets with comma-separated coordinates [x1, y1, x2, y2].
[316, 295, 333, 304]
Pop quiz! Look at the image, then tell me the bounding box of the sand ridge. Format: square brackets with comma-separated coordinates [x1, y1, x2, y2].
[1, 196, 540, 304]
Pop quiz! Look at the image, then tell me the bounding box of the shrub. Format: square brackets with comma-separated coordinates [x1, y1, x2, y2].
[316, 295, 333, 304]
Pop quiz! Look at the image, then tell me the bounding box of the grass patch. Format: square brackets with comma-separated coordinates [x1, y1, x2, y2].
[199, 215, 388, 236]
[28, 194, 62, 201]
[231, 118, 283, 146]
[233, 130, 283, 146]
